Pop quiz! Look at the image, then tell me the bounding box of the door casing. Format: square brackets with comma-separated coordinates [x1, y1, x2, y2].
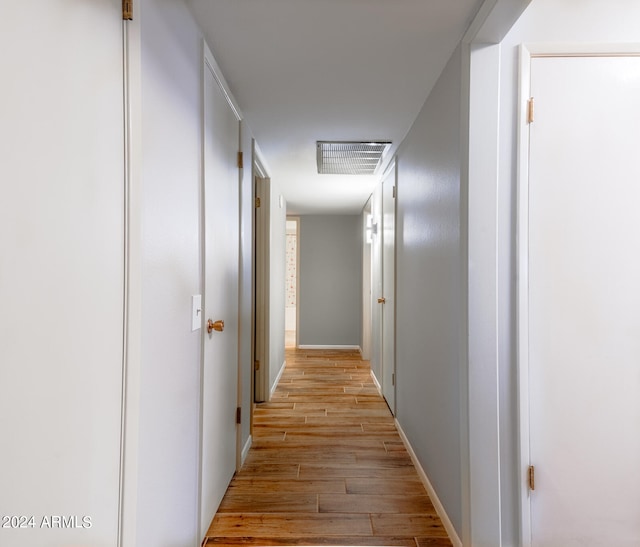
[253, 152, 271, 403]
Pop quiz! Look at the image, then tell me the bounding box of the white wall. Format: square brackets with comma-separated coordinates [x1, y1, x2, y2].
[0, 3, 126, 545]
[394, 46, 464, 535]
[269, 183, 287, 394]
[137, 0, 204, 544]
[298, 215, 363, 347]
[492, 1, 640, 544]
[285, 307, 296, 331]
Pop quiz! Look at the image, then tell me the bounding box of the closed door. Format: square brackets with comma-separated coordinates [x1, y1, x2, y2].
[371, 184, 384, 385]
[200, 47, 241, 539]
[381, 164, 396, 413]
[525, 53, 640, 546]
[0, 2, 125, 545]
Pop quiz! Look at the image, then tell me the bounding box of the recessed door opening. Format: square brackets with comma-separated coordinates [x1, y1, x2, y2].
[285, 217, 299, 348]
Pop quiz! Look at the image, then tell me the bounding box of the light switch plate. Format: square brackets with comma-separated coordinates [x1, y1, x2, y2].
[192, 295, 202, 331]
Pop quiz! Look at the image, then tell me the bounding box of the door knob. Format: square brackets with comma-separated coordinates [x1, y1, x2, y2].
[377, 297, 386, 304]
[207, 319, 224, 333]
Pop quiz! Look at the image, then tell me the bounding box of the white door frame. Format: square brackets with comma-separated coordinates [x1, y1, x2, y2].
[121, 14, 143, 547]
[516, 42, 640, 547]
[462, 3, 533, 544]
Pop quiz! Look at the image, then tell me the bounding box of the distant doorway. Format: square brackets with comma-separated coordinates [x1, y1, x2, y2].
[285, 217, 299, 348]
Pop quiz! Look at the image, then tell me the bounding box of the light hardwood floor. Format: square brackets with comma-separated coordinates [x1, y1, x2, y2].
[204, 348, 452, 547]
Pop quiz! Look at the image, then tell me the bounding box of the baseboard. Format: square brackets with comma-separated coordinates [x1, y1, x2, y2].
[370, 370, 382, 394]
[297, 345, 361, 350]
[270, 359, 286, 398]
[241, 434, 252, 466]
[395, 419, 463, 547]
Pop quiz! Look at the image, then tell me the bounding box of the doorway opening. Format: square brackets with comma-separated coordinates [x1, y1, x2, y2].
[285, 217, 299, 348]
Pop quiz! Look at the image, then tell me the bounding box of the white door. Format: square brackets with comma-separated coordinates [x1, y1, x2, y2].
[524, 53, 640, 546]
[0, 2, 125, 546]
[381, 163, 396, 413]
[200, 46, 241, 539]
[371, 184, 384, 385]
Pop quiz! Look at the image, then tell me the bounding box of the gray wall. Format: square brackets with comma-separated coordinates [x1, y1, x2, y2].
[394, 46, 464, 534]
[239, 123, 254, 457]
[298, 215, 363, 347]
[361, 201, 372, 360]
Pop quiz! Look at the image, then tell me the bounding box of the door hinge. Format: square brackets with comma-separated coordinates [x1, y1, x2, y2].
[392, 373, 395, 386]
[392, 185, 397, 199]
[122, 0, 133, 20]
[237, 151, 244, 169]
[255, 197, 261, 208]
[236, 407, 242, 425]
[528, 465, 535, 490]
[254, 359, 260, 371]
[527, 97, 535, 124]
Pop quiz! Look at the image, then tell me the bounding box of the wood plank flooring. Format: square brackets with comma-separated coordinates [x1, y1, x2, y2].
[204, 348, 452, 547]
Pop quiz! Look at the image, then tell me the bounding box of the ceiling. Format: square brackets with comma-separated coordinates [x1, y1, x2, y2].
[188, 0, 483, 214]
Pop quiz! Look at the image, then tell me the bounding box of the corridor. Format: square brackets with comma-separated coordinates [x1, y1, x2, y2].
[204, 348, 452, 546]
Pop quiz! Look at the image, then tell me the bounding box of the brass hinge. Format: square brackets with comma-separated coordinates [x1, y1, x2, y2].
[254, 359, 260, 371]
[255, 197, 261, 208]
[392, 186, 397, 199]
[123, 0, 133, 20]
[237, 151, 244, 169]
[236, 407, 242, 425]
[527, 97, 535, 124]
[528, 465, 535, 490]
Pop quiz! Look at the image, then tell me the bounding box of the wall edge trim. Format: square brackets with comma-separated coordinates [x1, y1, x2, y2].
[396, 419, 463, 547]
[241, 435, 252, 467]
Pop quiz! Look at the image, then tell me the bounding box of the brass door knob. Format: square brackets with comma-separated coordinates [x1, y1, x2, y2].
[377, 297, 386, 304]
[207, 319, 224, 333]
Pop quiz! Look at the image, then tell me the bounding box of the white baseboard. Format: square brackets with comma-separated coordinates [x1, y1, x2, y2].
[395, 419, 463, 547]
[370, 370, 382, 394]
[241, 434, 252, 466]
[297, 344, 361, 350]
[270, 359, 286, 398]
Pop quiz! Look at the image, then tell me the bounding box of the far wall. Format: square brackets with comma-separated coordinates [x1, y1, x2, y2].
[298, 215, 362, 347]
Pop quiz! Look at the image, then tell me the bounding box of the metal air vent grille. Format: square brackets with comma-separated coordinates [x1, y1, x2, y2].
[316, 141, 391, 175]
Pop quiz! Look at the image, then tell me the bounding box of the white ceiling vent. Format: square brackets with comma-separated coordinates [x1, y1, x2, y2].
[316, 141, 391, 175]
